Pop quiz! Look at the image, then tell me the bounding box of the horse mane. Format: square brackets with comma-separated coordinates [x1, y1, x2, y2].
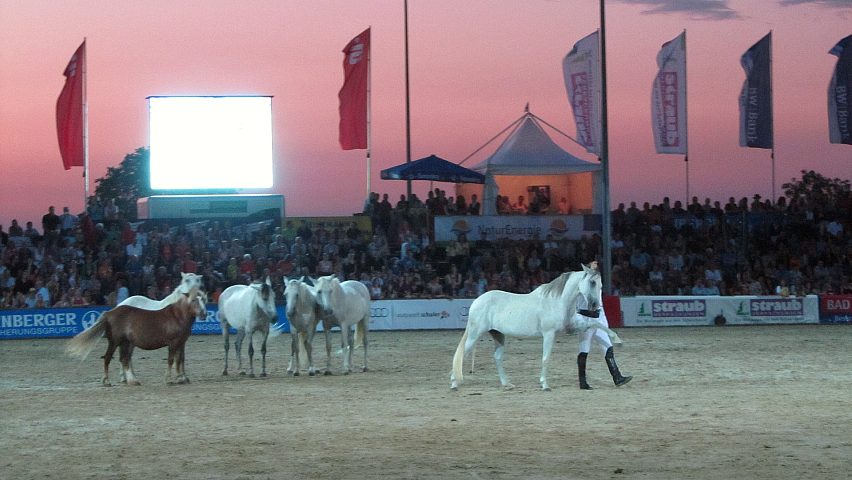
[532, 272, 573, 298]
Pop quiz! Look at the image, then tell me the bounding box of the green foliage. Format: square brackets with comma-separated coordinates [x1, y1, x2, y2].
[89, 147, 151, 221]
[782, 170, 850, 211]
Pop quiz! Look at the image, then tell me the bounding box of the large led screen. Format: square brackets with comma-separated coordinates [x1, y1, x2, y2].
[148, 96, 273, 190]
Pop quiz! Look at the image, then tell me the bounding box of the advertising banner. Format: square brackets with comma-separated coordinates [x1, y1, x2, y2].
[434, 215, 599, 242]
[621, 296, 819, 327]
[819, 295, 852, 324]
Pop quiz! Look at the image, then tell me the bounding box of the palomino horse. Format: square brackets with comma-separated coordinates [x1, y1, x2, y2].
[119, 272, 203, 310]
[66, 288, 206, 386]
[218, 277, 278, 377]
[314, 275, 371, 374]
[279, 277, 322, 376]
[450, 264, 622, 391]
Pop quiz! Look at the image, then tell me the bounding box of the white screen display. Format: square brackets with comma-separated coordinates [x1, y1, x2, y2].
[148, 96, 273, 190]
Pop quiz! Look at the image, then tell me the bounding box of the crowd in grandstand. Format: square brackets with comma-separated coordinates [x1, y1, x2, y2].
[0, 187, 849, 309]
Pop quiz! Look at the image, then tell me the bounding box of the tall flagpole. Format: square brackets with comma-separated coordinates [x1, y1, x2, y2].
[83, 37, 90, 212]
[769, 30, 776, 203]
[366, 27, 373, 197]
[404, 0, 412, 197]
[683, 29, 689, 204]
[599, 2, 612, 294]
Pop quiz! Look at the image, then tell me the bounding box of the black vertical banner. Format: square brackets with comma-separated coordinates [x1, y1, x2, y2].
[739, 32, 773, 149]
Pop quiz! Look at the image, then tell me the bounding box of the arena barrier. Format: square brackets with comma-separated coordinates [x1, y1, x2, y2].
[0, 299, 474, 340]
[1, 294, 844, 340]
[819, 295, 852, 324]
[619, 295, 821, 327]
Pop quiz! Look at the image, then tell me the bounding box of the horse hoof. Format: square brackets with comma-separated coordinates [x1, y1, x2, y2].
[222, 371, 228, 376]
[542, 386, 552, 392]
[249, 373, 256, 378]
[323, 370, 333, 376]
[238, 372, 246, 376]
[308, 371, 316, 377]
[101, 380, 112, 387]
[450, 385, 459, 391]
[362, 367, 369, 372]
[128, 380, 142, 386]
[260, 373, 267, 378]
[502, 383, 515, 391]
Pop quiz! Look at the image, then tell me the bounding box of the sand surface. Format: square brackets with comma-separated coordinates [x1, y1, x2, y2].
[1, 325, 849, 479]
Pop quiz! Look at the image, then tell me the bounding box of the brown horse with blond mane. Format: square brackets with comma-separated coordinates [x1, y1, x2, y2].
[66, 288, 206, 386]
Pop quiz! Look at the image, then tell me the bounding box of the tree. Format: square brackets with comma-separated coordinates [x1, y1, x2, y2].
[89, 147, 151, 221]
[782, 170, 850, 215]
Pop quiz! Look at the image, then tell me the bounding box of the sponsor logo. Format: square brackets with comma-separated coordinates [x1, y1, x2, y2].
[549, 219, 568, 236]
[451, 220, 470, 236]
[81, 311, 101, 330]
[637, 303, 651, 317]
[652, 300, 706, 317]
[370, 307, 390, 318]
[749, 298, 803, 317]
[824, 298, 852, 312]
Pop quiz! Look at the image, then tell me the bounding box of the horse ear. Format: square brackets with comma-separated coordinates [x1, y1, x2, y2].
[581, 263, 591, 275]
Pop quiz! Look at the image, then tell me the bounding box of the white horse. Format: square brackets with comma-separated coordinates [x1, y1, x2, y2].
[314, 275, 371, 374]
[218, 277, 278, 377]
[119, 272, 204, 310]
[280, 277, 322, 376]
[450, 264, 622, 391]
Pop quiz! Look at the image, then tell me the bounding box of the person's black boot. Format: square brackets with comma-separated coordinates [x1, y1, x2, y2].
[577, 352, 593, 390]
[605, 347, 632, 386]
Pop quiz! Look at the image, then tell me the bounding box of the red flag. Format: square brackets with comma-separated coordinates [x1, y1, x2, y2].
[338, 28, 370, 150]
[56, 41, 86, 170]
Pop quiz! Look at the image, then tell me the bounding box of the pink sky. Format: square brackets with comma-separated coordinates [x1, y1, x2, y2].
[0, 0, 849, 228]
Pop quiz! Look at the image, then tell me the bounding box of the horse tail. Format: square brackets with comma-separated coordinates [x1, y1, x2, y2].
[570, 316, 623, 344]
[66, 318, 107, 360]
[451, 327, 470, 385]
[354, 316, 368, 349]
[602, 327, 622, 344]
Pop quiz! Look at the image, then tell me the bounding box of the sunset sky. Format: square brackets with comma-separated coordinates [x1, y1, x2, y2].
[0, 0, 849, 228]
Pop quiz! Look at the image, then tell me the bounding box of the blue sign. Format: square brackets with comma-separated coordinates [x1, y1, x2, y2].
[0, 305, 291, 340]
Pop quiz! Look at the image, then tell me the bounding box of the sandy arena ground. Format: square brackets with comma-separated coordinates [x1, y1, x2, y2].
[1, 325, 850, 480]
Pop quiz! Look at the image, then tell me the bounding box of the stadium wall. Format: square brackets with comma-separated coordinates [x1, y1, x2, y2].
[1, 295, 847, 340]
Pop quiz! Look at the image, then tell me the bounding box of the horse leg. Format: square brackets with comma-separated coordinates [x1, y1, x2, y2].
[102, 340, 117, 387]
[166, 346, 176, 384]
[489, 330, 514, 390]
[360, 318, 369, 373]
[305, 330, 317, 376]
[221, 328, 231, 376]
[177, 344, 190, 384]
[341, 325, 352, 374]
[120, 342, 140, 386]
[235, 329, 246, 375]
[323, 323, 334, 375]
[539, 331, 556, 391]
[259, 331, 268, 377]
[247, 332, 256, 377]
[288, 332, 299, 376]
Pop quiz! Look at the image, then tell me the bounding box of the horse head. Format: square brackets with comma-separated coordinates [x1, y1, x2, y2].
[251, 277, 278, 322]
[284, 278, 306, 318]
[313, 275, 337, 315]
[194, 289, 209, 320]
[178, 272, 203, 294]
[580, 263, 603, 313]
[178, 287, 206, 321]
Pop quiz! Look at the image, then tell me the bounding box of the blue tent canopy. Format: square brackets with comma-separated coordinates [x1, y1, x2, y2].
[380, 154, 485, 184]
